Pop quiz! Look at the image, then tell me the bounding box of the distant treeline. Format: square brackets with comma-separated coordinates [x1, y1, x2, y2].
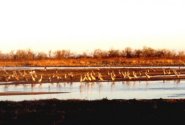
[0, 47, 184, 60]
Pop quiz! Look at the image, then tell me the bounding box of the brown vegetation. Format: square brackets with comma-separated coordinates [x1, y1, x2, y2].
[0, 47, 185, 66]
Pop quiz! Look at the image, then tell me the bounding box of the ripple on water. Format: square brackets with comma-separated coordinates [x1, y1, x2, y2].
[1, 80, 185, 101]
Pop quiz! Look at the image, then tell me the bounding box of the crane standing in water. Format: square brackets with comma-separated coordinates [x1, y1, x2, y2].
[145, 72, 150, 79]
[98, 72, 104, 81]
[38, 74, 43, 83]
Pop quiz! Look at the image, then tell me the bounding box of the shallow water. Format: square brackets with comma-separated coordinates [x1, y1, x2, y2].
[0, 80, 185, 101]
[0, 66, 184, 70]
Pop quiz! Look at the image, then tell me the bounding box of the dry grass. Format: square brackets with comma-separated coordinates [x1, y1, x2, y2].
[0, 58, 185, 67]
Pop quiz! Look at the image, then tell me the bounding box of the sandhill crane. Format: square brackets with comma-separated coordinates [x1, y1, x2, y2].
[83, 74, 88, 82]
[99, 76, 104, 81]
[133, 71, 138, 78]
[86, 72, 92, 81]
[25, 76, 29, 82]
[126, 71, 132, 80]
[38, 74, 43, 83]
[147, 69, 150, 73]
[173, 69, 180, 78]
[80, 75, 83, 82]
[119, 70, 122, 75]
[3, 70, 9, 75]
[22, 70, 27, 77]
[49, 76, 52, 82]
[145, 72, 150, 79]
[121, 72, 127, 78]
[18, 70, 22, 76]
[91, 70, 96, 76]
[15, 75, 19, 81]
[139, 71, 142, 76]
[111, 72, 116, 81]
[68, 72, 74, 81]
[167, 69, 171, 75]
[90, 72, 96, 80]
[31, 73, 36, 82]
[127, 74, 132, 80]
[29, 70, 37, 80]
[6, 75, 11, 82]
[64, 74, 67, 79]
[13, 71, 17, 76]
[56, 75, 61, 81]
[108, 71, 111, 76]
[98, 72, 104, 81]
[52, 73, 56, 78]
[162, 69, 166, 75]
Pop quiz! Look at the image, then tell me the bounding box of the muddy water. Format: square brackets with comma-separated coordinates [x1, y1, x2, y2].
[0, 80, 185, 101]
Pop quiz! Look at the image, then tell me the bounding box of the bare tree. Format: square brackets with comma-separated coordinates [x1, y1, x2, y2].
[36, 52, 48, 60]
[124, 47, 133, 58]
[134, 49, 143, 58]
[54, 50, 71, 59]
[108, 49, 120, 57]
[93, 49, 108, 58]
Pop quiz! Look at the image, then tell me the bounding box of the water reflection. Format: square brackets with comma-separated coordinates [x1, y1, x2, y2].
[0, 80, 185, 101]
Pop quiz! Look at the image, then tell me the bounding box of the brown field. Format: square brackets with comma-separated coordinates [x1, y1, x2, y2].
[0, 57, 185, 67]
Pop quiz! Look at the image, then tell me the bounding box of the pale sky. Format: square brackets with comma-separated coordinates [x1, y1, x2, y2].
[0, 0, 185, 53]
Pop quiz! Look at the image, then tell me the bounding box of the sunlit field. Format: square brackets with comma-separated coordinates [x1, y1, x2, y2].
[1, 48, 185, 124]
[1, 0, 185, 124]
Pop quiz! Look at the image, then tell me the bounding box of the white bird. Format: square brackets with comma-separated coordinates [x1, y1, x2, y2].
[162, 69, 166, 75]
[126, 71, 132, 80]
[86, 72, 92, 81]
[64, 74, 67, 79]
[121, 72, 126, 78]
[6, 75, 11, 82]
[167, 70, 171, 75]
[38, 75, 43, 83]
[90, 72, 96, 80]
[31, 74, 36, 82]
[119, 70, 122, 75]
[173, 69, 180, 78]
[98, 72, 104, 81]
[49, 76, 52, 82]
[80, 75, 83, 82]
[111, 72, 116, 81]
[83, 74, 88, 81]
[133, 71, 138, 78]
[145, 72, 150, 79]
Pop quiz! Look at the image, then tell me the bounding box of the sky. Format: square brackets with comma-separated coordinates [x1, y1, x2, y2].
[0, 0, 185, 53]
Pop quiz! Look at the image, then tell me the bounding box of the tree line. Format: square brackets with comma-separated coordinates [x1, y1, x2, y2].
[0, 47, 184, 60]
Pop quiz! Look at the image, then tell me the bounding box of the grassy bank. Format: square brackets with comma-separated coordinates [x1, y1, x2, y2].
[0, 99, 185, 125]
[0, 57, 185, 67]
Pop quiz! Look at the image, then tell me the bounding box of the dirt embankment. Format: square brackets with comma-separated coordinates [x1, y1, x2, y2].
[0, 99, 185, 125]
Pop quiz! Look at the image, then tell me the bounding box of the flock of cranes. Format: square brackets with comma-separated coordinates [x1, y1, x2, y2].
[0, 67, 183, 84]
